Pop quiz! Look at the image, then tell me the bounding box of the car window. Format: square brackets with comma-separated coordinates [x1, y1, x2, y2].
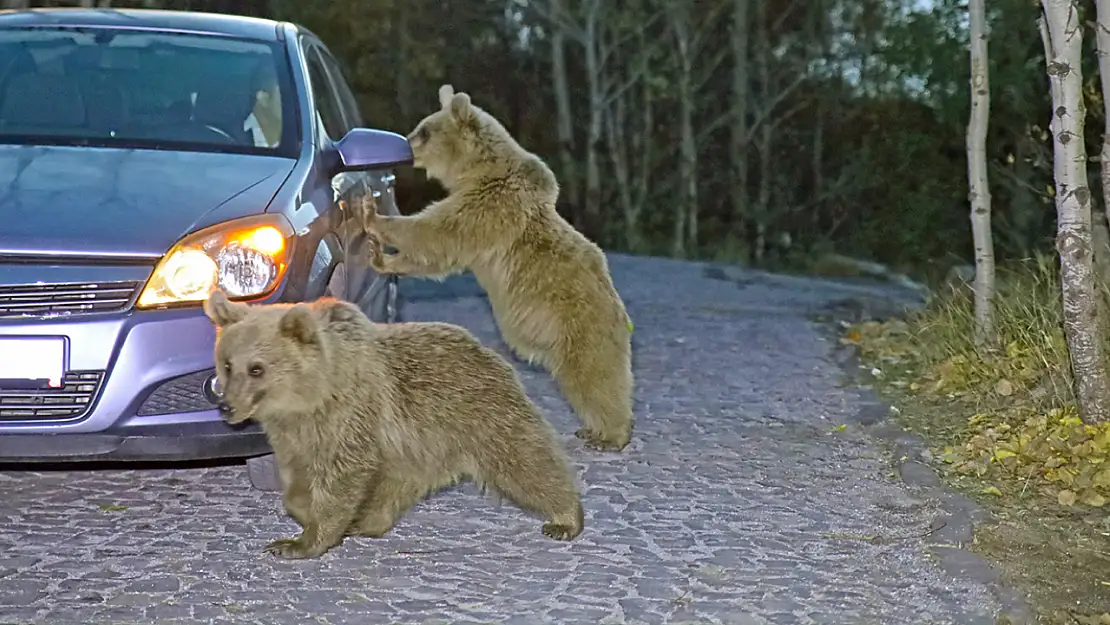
[0, 27, 298, 157]
[316, 47, 363, 129]
[303, 45, 349, 141]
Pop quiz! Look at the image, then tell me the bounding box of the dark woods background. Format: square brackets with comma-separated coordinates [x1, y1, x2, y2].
[7, 0, 1101, 279]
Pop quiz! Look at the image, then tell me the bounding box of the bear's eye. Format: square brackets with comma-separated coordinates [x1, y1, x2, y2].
[248, 363, 264, 377]
[417, 125, 430, 142]
[223, 361, 231, 373]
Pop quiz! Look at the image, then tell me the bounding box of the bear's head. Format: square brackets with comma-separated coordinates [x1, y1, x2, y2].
[203, 290, 330, 425]
[406, 84, 516, 189]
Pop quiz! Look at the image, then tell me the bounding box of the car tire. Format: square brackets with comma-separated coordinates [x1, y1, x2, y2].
[246, 453, 282, 491]
[386, 277, 405, 323]
[361, 274, 404, 323]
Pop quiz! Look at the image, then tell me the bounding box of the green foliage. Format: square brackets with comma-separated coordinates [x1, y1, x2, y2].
[845, 255, 1110, 510]
[24, 0, 1110, 274]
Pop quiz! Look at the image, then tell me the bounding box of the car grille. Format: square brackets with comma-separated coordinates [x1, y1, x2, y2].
[0, 371, 104, 422]
[136, 370, 219, 416]
[0, 281, 141, 318]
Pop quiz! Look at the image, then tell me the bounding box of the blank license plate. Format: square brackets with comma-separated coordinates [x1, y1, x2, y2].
[0, 337, 65, 388]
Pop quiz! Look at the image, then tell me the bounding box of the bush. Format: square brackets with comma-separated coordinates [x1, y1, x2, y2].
[846, 253, 1110, 509]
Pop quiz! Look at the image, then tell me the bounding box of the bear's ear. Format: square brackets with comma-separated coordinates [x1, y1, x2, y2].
[203, 289, 249, 327]
[438, 84, 455, 109]
[279, 304, 319, 345]
[448, 92, 473, 125]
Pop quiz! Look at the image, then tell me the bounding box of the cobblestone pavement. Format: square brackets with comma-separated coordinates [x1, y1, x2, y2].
[0, 255, 1016, 625]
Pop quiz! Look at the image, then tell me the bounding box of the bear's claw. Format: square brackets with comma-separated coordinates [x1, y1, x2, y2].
[542, 522, 580, 541]
[264, 537, 325, 560]
[575, 427, 629, 452]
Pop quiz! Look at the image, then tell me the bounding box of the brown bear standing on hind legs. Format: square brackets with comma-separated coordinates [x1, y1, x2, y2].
[202, 289, 584, 560]
[355, 84, 635, 452]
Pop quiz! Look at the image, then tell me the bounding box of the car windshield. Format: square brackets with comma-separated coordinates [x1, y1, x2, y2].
[0, 26, 298, 157]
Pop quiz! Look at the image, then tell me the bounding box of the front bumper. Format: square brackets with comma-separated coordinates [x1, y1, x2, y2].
[0, 282, 272, 463]
[0, 419, 269, 463]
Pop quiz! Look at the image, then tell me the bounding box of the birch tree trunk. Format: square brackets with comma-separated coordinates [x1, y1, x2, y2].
[730, 0, 751, 245]
[809, 0, 825, 199]
[1094, 0, 1110, 287]
[966, 0, 996, 347]
[581, 0, 604, 242]
[605, 29, 654, 253]
[668, 3, 697, 258]
[549, 0, 580, 213]
[1091, 209, 1110, 287]
[2, 0, 28, 7]
[1040, 4, 1110, 423]
[753, 0, 771, 265]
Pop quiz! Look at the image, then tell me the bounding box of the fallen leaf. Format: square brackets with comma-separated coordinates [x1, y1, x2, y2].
[1082, 492, 1108, 508]
[994, 378, 1015, 397]
[1094, 469, 1110, 487]
[992, 449, 1017, 461]
[982, 486, 1002, 496]
[831, 424, 847, 433]
[98, 504, 129, 513]
[1058, 489, 1078, 506]
[1045, 456, 1067, 469]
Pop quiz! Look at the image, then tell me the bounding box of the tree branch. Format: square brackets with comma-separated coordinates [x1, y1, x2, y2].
[745, 72, 808, 142]
[528, 0, 587, 44]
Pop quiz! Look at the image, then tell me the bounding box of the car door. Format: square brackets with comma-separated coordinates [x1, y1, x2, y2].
[301, 41, 396, 321]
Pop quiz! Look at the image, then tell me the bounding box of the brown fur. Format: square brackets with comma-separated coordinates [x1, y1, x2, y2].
[202, 289, 585, 560]
[353, 84, 635, 452]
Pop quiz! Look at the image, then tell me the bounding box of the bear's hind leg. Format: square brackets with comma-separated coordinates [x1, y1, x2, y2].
[479, 442, 584, 541]
[553, 343, 634, 452]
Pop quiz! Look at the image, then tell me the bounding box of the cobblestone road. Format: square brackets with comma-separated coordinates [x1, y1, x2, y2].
[0, 255, 1019, 625]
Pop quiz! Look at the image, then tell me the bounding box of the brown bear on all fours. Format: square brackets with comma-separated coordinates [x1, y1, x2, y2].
[355, 84, 635, 453]
[202, 290, 584, 560]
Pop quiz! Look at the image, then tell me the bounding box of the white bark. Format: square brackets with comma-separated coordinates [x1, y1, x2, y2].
[1040, 4, 1110, 423]
[581, 0, 604, 240]
[604, 29, 654, 252]
[730, 0, 751, 243]
[966, 0, 996, 346]
[667, 2, 697, 258]
[1092, 210, 1110, 286]
[753, 0, 771, 264]
[1095, 0, 1110, 285]
[549, 0, 580, 211]
[1, 0, 28, 8]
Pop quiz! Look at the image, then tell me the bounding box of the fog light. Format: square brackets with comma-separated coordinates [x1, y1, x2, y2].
[203, 373, 223, 405]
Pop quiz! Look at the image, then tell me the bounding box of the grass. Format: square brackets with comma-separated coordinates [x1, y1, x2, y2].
[842, 252, 1110, 624]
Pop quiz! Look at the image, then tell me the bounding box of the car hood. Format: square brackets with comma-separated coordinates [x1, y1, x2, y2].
[0, 144, 297, 259]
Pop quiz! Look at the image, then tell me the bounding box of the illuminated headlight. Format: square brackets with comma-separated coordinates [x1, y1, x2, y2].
[137, 214, 295, 309]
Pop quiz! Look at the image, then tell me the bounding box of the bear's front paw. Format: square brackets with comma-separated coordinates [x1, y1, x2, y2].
[366, 235, 389, 273]
[575, 427, 630, 452]
[542, 522, 580, 541]
[264, 536, 327, 560]
[359, 195, 381, 233]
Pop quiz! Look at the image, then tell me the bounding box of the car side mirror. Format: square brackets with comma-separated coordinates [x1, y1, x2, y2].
[332, 128, 413, 173]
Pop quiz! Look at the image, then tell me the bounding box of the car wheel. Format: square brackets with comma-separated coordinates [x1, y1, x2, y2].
[357, 273, 404, 323]
[246, 453, 282, 491]
[385, 276, 405, 323]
